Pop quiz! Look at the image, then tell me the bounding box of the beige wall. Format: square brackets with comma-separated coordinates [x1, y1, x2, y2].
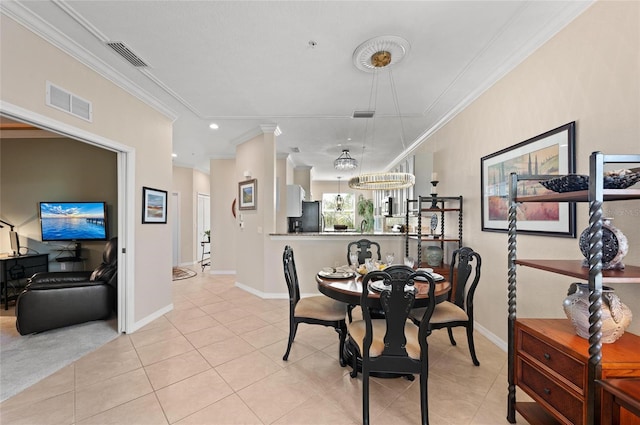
[171, 166, 210, 265]
[415, 0, 640, 342]
[1, 15, 174, 327]
[209, 159, 237, 273]
[0, 138, 117, 269]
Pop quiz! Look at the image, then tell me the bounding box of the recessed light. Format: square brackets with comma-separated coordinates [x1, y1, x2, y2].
[172, 153, 177, 158]
[209, 123, 219, 130]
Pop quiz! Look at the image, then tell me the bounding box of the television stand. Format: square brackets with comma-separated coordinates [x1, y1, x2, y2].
[54, 243, 84, 271]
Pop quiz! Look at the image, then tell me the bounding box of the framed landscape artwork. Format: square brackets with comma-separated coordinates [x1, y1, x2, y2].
[480, 122, 576, 237]
[238, 179, 257, 210]
[142, 186, 168, 224]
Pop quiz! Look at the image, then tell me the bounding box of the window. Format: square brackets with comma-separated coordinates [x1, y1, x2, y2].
[322, 193, 355, 230]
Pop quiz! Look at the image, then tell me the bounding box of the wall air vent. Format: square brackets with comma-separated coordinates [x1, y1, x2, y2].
[106, 42, 148, 67]
[46, 81, 93, 122]
[291, 147, 300, 153]
[353, 110, 375, 118]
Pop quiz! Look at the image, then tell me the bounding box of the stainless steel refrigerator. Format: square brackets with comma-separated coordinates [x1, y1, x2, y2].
[288, 201, 321, 232]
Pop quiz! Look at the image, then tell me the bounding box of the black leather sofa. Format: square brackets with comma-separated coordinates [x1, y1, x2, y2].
[15, 237, 117, 335]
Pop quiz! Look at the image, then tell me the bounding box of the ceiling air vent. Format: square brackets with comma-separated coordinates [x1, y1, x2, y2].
[106, 42, 148, 67]
[290, 147, 300, 153]
[353, 110, 375, 118]
[46, 81, 93, 122]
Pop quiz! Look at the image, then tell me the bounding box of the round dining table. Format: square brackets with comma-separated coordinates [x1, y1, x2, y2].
[315, 271, 451, 307]
[316, 269, 451, 378]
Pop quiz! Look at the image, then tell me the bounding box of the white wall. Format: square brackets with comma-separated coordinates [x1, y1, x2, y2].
[1, 15, 174, 327]
[210, 159, 237, 273]
[414, 0, 640, 340]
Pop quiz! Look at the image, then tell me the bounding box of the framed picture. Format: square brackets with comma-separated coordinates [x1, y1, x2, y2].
[142, 186, 168, 223]
[238, 179, 257, 210]
[480, 122, 576, 237]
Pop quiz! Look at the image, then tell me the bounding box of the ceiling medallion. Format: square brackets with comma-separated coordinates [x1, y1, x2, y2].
[334, 149, 358, 171]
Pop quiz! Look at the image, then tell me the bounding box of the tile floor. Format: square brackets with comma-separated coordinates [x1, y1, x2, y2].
[0, 269, 531, 424]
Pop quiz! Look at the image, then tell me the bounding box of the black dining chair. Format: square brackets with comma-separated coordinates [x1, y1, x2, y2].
[347, 265, 436, 425]
[347, 239, 381, 266]
[282, 245, 348, 365]
[409, 246, 482, 366]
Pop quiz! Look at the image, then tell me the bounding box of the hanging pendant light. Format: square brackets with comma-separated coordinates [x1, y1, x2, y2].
[335, 177, 344, 211]
[334, 149, 358, 171]
[348, 36, 415, 191]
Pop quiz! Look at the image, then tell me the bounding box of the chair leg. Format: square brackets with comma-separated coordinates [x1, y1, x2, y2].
[349, 340, 358, 378]
[420, 364, 429, 425]
[282, 320, 299, 361]
[362, 366, 370, 425]
[347, 304, 354, 323]
[466, 325, 480, 366]
[447, 327, 457, 346]
[336, 321, 347, 367]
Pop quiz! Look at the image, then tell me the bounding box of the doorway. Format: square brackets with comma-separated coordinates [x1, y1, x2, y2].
[171, 192, 180, 267]
[1, 105, 134, 333]
[196, 193, 210, 267]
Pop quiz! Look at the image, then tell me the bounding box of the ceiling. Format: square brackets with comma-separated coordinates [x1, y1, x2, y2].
[1, 1, 593, 180]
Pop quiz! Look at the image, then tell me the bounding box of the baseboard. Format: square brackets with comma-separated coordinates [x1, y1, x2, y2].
[474, 321, 507, 352]
[210, 269, 235, 275]
[129, 303, 173, 333]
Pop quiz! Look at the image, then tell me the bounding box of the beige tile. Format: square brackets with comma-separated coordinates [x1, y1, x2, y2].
[215, 350, 282, 391]
[0, 391, 75, 425]
[170, 314, 221, 335]
[145, 349, 211, 390]
[163, 306, 208, 323]
[237, 367, 320, 424]
[188, 293, 226, 307]
[0, 364, 74, 408]
[136, 334, 195, 366]
[272, 392, 359, 425]
[240, 323, 289, 349]
[75, 367, 153, 420]
[288, 351, 350, 388]
[155, 369, 234, 423]
[207, 307, 255, 324]
[175, 393, 263, 425]
[225, 315, 271, 335]
[260, 338, 316, 365]
[129, 323, 183, 348]
[198, 335, 257, 367]
[183, 324, 236, 348]
[77, 393, 169, 425]
[75, 343, 142, 389]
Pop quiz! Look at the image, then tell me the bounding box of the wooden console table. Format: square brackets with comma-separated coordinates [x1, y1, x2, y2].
[599, 378, 640, 425]
[0, 254, 49, 310]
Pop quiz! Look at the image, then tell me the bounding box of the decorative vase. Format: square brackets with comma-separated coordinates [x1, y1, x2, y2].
[562, 282, 632, 343]
[425, 245, 443, 267]
[578, 218, 628, 270]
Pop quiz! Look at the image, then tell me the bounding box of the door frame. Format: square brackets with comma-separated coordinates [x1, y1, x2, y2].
[1, 101, 135, 333]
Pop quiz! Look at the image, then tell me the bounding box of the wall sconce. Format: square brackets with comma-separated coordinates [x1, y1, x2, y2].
[243, 170, 251, 178]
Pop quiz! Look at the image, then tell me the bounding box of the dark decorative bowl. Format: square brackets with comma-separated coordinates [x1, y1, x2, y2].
[540, 174, 589, 193]
[334, 224, 348, 231]
[540, 170, 640, 193]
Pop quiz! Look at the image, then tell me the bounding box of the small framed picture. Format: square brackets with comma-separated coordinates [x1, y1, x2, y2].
[142, 186, 168, 223]
[238, 179, 257, 210]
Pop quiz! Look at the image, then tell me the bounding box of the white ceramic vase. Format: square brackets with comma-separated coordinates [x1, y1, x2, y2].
[562, 282, 632, 343]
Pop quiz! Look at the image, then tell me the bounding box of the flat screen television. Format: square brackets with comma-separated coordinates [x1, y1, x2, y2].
[39, 201, 108, 241]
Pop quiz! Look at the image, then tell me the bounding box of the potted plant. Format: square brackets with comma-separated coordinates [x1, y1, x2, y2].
[203, 230, 210, 242]
[357, 195, 374, 233]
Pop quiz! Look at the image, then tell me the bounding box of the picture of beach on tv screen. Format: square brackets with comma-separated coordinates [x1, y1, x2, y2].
[40, 202, 108, 241]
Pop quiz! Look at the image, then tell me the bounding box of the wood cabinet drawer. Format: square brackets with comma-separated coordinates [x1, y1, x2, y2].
[518, 357, 583, 425]
[518, 326, 585, 392]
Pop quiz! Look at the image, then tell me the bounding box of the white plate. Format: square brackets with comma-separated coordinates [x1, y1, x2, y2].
[415, 272, 444, 282]
[369, 281, 390, 292]
[318, 270, 355, 279]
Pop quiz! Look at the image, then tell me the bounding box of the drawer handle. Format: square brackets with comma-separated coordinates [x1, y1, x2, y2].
[543, 353, 551, 360]
[543, 388, 551, 395]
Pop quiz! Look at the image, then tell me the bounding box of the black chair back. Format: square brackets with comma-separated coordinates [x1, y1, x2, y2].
[283, 245, 300, 307]
[347, 239, 381, 266]
[360, 265, 435, 372]
[448, 246, 481, 311]
[90, 237, 118, 288]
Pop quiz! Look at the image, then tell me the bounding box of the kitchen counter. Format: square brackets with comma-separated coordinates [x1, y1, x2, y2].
[270, 231, 411, 237]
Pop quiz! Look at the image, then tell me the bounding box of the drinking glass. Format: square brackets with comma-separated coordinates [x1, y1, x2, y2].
[385, 252, 395, 265]
[404, 256, 415, 268]
[349, 253, 359, 270]
[365, 258, 376, 272]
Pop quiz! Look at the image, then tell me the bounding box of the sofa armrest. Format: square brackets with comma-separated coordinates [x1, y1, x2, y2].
[26, 279, 108, 291]
[29, 271, 92, 285]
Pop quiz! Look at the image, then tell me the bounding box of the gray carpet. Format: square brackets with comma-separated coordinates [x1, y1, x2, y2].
[0, 313, 118, 402]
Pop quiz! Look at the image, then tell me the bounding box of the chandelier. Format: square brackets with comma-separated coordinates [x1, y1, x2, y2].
[334, 149, 358, 171]
[348, 36, 415, 191]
